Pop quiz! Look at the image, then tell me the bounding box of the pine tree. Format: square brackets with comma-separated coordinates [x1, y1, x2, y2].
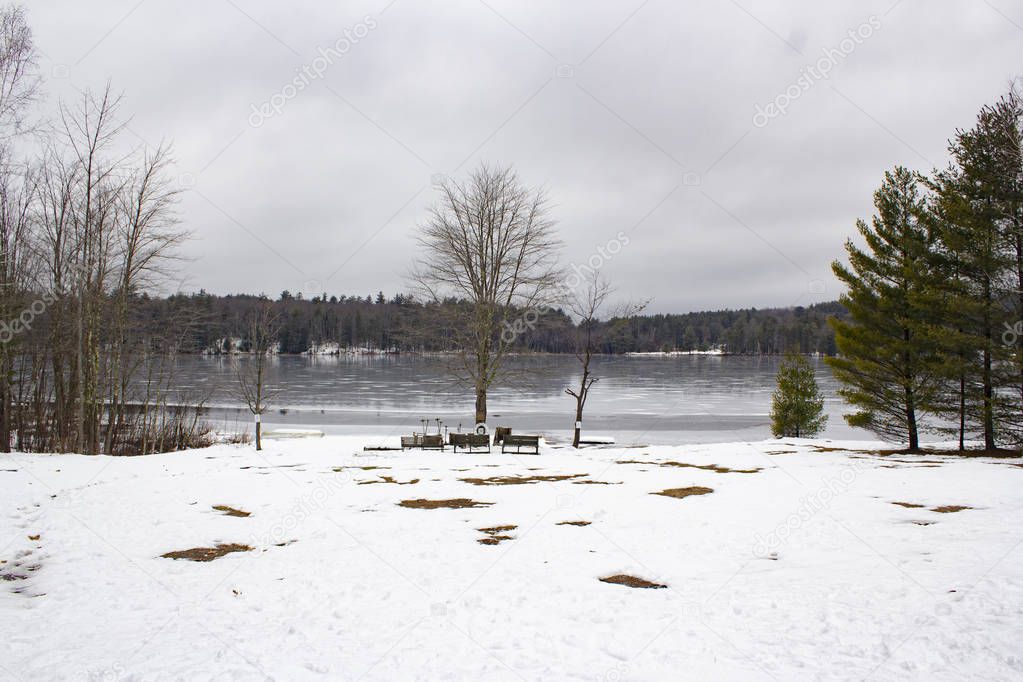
[827, 167, 941, 451]
[770, 353, 827, 438]
[925, 94, 1021, 450]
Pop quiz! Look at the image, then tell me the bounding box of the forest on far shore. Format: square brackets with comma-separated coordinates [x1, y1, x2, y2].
[142, 291, 846, 356]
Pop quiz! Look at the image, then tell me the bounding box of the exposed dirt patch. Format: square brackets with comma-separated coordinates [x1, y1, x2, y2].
[212, 505, 250, 517]
[813, 445, 1021, 459]
[931, 505, 972, 514]
[160, 543, 253, 562]
[765, 450, 798, 455]
[557, 521, 591, 527]
[891, 502, 925, 509]
[652, 486, 714, 500]
[476, 524, 517, 546]
[398, 498, 493, 510]
[459, 474, 587, 486]
[617, 460, 760, 474]
[358, 476, 420, 485]
[599, 574, 666, 589]
[478, 535, 513, 545]
[911, 520, 935, 526]
[571, 480, 620, 485]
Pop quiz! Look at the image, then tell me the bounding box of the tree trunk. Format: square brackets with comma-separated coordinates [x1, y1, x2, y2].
[906, 387, 919, 452]
[982, 277, 995, 450]
[959, 371, 966, 452]
[572, 396, 583, 448]
[475, 386, 487, 424]
[255, 415, 262, 451]
[983, 346, 995, 450]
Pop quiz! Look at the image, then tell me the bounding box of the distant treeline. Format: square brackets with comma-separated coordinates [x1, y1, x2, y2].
[139, 291, 846, 355]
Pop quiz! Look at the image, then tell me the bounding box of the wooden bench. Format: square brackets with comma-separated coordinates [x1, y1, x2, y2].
[421, 434, 444, 450]
[501, 434, 540, 455]
[449, 433, 491, 453]
[401, 434, 445, 451]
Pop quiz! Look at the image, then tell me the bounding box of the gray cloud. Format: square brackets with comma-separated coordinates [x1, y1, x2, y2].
[28, 0, 1023, 312]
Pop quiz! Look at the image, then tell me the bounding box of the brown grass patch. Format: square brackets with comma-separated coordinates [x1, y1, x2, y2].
[160, 543, 252, 562]
[652, 486, 714, 500]
[616, 460, 760, 474]
[813, 445, 1021, 459]
[891, 502, 925, 509]
[477, 524, 517, 546]
[398, 498, 493, 509]
[599, 574, 666, 589]
[212, 505, 250, 517]
[931, 505, 972, 513]
[477, 535, 513, 545]
[556, 521, 591, 527]
[571, 480, 620, 485]
[459, 474, 586, 486]
[358, 476, 420, 485]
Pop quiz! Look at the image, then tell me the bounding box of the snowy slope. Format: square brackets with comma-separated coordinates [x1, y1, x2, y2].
[1, 437, 1021, 681]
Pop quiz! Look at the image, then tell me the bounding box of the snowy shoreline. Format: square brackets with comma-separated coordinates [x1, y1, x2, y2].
[2, 436, 1021, 680]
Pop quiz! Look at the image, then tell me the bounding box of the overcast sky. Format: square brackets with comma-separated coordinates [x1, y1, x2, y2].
[25, 0, 1023, 313]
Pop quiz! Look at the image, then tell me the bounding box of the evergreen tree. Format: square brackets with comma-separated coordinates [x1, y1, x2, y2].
[827, 167, 941, 451]
[770, 353, 827, 438]
[926, 93, 1021, 449]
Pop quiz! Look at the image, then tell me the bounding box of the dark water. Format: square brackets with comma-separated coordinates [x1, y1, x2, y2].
[169, 354, 863, 445]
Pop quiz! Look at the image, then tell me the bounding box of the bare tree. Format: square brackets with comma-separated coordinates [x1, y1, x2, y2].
[565, 272, 646, 448]
[0, 148, 34, 450]
[236, 302, 280, 450]
[0, 4, 39, 140]
[104, 142, 184, 453]
[0, 3, 37, 452]
[411, 164, 561, 424]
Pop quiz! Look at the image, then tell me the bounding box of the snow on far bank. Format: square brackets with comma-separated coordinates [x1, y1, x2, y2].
[1, 437, 1021, 680]
[626, 348, 725, 356]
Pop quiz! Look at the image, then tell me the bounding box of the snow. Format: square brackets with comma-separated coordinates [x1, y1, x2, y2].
[262, 429, 325, 439]
[2, 437, 1022, 681]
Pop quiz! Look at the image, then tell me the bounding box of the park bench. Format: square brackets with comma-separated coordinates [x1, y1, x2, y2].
[401, 434, 445, 451]
[449, 432, 491, 453]
[421, 434, 444, 450]
[501, 434, 540, 455]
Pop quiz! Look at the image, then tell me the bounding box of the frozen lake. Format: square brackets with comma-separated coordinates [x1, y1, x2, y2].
[170, 354, 864, 445]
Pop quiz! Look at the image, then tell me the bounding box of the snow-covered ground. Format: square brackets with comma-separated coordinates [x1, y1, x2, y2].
[2, 436, 1022, 681]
